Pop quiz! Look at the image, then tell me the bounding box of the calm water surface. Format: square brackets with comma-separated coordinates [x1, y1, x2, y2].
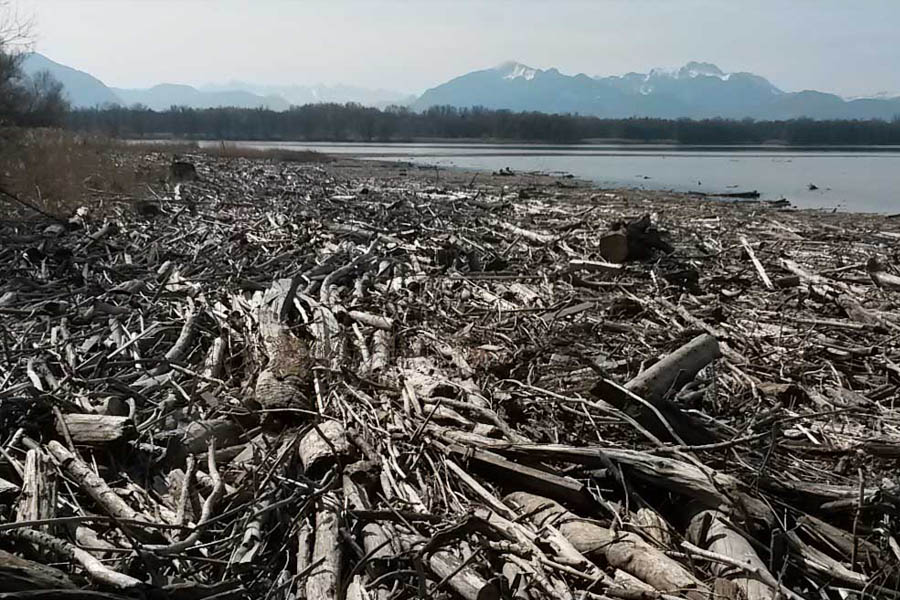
[206, 142, 900, 213]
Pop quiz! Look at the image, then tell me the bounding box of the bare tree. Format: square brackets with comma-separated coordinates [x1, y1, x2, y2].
[0, 1, 32, 123]
[0, 0, 33, 49]
[19, 69, 67, 125]
[0, 1, 67, 126]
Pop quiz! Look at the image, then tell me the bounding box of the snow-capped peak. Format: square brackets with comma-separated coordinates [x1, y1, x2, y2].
[494, 61, 538, 81]
[679, 61, 726, 79]
[845, 90, 900, 101]
[645, 62, 730, 81]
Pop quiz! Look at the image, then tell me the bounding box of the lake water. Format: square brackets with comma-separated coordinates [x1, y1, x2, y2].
[206, 142, 900, 213]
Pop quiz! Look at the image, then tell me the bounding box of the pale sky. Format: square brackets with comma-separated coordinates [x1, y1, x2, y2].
[16, 0, 900, 96]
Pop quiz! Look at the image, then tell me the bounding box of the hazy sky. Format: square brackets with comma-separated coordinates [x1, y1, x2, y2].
[17, 0, 900, 96]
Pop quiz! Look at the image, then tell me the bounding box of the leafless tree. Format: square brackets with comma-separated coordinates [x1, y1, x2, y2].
[0, 0, 34, 49]
[0, 1, 67, 126]
[1, 1, 32, 123]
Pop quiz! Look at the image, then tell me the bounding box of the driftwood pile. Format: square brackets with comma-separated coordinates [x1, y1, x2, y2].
[2, 153, 900, 600]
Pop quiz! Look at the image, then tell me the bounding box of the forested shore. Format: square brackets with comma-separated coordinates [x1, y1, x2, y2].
[67, 102, 900, 145]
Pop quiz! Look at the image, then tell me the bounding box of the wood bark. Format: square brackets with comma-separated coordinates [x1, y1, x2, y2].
[255, 278, 314, 414]
[298, 421, 351, 475]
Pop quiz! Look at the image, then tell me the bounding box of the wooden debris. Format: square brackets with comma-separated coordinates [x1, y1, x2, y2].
[506, 491, 708, 598]
[594, 333, 721, 443]
[306, 491, 342, 600]
[741, 235, 774, 289]
[600, 213, 673, 263]
[687, 508, 777, 600]
[1, 151, 899, 598]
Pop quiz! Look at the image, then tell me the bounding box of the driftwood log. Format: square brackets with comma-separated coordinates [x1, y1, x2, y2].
[593, 333, 721, 444]
[505, 491, 709, 599]
[687, 508, 778, 600]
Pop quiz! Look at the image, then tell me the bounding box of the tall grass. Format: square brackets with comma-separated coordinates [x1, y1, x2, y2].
[0, 130, 332, 218]
[0, 128, 149, 218]
[202, 141, 332, 163]
[126, 139, 332, 162]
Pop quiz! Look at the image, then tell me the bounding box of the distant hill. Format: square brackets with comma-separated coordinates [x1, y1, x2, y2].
[19, 53, 290, 111]
[20, 53, 122, 108]
[199, 81, 415, 108]
[111, 84, 289, 111]
[413, 60, 900, 120]
[19, 53, 410, 111]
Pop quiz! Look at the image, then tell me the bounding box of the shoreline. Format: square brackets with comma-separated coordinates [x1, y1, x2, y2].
[120, 139, 900, 214]
[334, 155, 892, 218]
[130, 136, 900, 150]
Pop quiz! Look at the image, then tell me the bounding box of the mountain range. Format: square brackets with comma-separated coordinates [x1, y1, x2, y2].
[412, 61, 900, 120]
[20, 53, 900, 121]
[20, 53, 405, 111]
[110, 84, 290, 111]
[198, 82, 415, 108]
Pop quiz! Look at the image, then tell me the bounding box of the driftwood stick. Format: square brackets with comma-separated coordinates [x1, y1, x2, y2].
[626, 333, 721, 403]
[2, 528, 142, 589]
[348, 310, 394, 331]
[147, 441, 223, 554]
[44, 441, 155, 536]
[741, 236, 774, 289]
[55, 414, 134, 444]
[427, 549, 500, 600]
[148, 308, 197, 376]
[595, 333, 722, 444]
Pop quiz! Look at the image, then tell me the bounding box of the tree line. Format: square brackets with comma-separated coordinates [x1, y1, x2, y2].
[67, 103, 900, 145]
